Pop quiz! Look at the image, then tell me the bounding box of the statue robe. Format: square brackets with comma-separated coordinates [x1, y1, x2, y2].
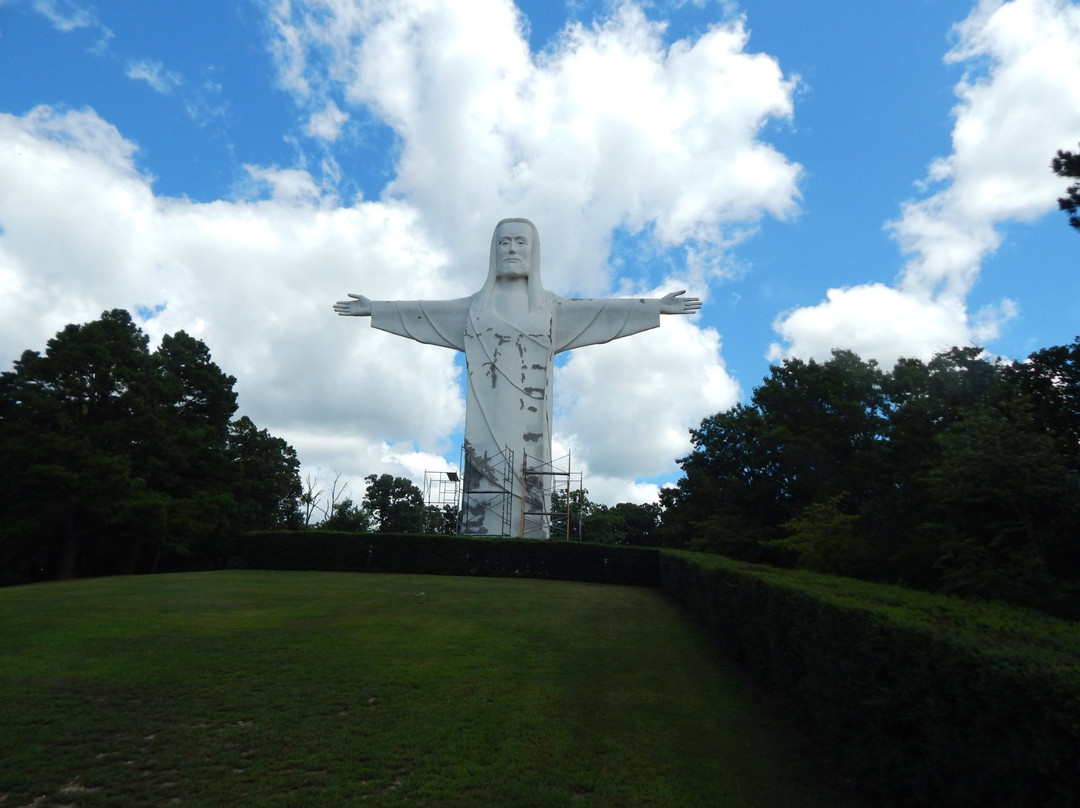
[370, 295, 661, 537]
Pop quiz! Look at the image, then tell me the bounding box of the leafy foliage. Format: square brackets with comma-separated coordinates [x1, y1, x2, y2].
[1052, 142, 1080, 231]
[360, 473, 431, 533]
[227, 415, 303, 531]
[550, 489, 662, 545]
[662, 343, 1080, 617]
[320, 498, 371, 532]
[0, 310, 302, 584]
[549, 488, 595, 539]
[587, 501, 663, 546]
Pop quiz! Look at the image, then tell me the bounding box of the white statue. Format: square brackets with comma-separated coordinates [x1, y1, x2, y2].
[334, 218, 701, 538]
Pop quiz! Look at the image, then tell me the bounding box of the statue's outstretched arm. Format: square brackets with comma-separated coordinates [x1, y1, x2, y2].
[659, 290, 702, 315]
[334, 293, 372, 317]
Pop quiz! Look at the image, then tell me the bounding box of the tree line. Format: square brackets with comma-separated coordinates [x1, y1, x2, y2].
[6, 311, 1080, 620]
[658, 342, 1080, 618]
[0, 308, 481, 587]
[302, 473, 661, 541]
[0, 310, 303, 584]
[550, 489, 662, 546]
[303, 471, 458, 535]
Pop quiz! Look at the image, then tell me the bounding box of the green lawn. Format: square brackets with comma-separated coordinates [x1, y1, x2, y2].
[0, 571, 849, 807]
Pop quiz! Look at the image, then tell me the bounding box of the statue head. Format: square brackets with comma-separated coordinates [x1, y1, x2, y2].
[494, 220, 534, 279]
[478, 217, 549, 312]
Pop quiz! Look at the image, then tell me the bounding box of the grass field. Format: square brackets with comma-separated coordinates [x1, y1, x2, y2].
[0, 571, 850, 807]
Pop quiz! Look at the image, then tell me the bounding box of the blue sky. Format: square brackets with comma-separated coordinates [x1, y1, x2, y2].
[2, 0, 1079, 507]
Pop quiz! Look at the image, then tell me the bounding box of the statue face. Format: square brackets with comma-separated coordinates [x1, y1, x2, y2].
[494, 221, 533, 278]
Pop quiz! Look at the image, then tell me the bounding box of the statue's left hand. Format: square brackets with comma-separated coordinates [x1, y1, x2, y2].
[659, 290, 702, 315]
[334, 293, 372, 317]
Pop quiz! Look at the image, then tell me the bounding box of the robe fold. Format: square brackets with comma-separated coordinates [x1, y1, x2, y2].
[371, 295, 660, 537]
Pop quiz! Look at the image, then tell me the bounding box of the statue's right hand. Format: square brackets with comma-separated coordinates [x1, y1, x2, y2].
[334, 293, 372, 317]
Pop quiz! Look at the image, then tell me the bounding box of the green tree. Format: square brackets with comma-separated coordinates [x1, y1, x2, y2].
[361, 474, 428, 533]
[583, 501, 661, 546]
[1005, 337, 1080, 591]
[0, 310, 303, 584]
[430, 503, 461, 535]
[658, 403, 777, 554]
[321, 498, 371, 532]
[550, 488, 596, 539]
[769, 495, 869, 577]
[1008, 336, 1080, 466]
[665, 342, 1080, 615]
[548, 489, 660, 545]
[135, 330, 240, 571]
[866, 347, 1012, 585]
[1052, 143, 1080, 231]
[664, 350, 888, 559]
[0, 310, 156, 579]
[921, 398, 1073, 611]
[227, 416, 303, 532]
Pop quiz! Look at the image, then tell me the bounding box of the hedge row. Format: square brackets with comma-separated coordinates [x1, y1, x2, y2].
[232, 533, 1080, 805]
[659, 550, 1080, 808]
[234, 531, 660, 587]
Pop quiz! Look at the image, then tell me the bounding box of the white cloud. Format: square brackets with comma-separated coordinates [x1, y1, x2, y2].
[265, 0, 801, 294]
[305, 101, 350, 141]
[579, 474, 666, 509]
[126, 59, 184, 94]
[0, 105, 463, 505]
[238, 164, 331, 204]
[771, 0, 1080, 366]
[252, 0, 794, 499]
[556, 306, 739, 484]
[768, 284, 972, 367]
[33, 0, 94, 31]
[30, 0, 112, 50]
[2, 0, 801, 506]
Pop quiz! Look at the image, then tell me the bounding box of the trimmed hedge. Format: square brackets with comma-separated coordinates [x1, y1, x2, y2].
[234, 531, 660, 587]
[659, 550, 1080, 808]
[232, 533, 1080, 806]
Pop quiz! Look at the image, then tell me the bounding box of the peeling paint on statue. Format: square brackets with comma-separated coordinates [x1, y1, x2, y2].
[334, 218, 701, 538]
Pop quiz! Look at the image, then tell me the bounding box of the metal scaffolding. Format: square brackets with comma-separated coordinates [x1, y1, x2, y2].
[520, 451, 583, 540]
[422, 469, 461, 533]
[460, 444, 515, 537]
[434, 446, 584, 538]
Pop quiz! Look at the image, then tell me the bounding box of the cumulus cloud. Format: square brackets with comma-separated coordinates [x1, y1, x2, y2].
[265, 0, 801, 292]
[257, 0, 793, 497]
[0, 105, 464, 501]
[1, 0, 802, 504]
[769, 285, 972, 367]
[770, 0, 1080, 366]
[556, 310, 739, 503]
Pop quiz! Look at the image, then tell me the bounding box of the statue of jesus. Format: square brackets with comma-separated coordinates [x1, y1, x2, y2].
[334, 217, 701, 538]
